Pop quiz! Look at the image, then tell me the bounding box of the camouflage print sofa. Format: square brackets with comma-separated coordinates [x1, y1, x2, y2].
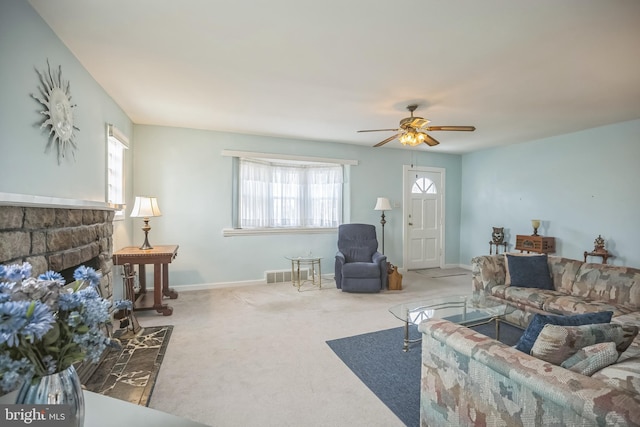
[417, 255, 640, 426]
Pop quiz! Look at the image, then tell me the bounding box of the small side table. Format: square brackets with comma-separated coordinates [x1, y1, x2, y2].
[489, 241, 507, 255]
[113, 245, 179, 316]
[584, 249, 613, 264]
[286, 256, 322, 291]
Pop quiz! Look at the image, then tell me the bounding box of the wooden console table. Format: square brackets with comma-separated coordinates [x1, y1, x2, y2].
[113, 245, 179, 316]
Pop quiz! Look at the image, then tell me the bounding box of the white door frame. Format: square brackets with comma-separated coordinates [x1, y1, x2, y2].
[402, 165, 446, 270]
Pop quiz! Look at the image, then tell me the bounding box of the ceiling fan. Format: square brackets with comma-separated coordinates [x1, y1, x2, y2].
[358, 104, 475, 148]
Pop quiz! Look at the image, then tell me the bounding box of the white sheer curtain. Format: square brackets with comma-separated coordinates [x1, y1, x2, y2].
[240, 159, 342, 228]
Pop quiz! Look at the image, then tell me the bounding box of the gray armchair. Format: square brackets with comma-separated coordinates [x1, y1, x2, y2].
[335, 224, 388, 293]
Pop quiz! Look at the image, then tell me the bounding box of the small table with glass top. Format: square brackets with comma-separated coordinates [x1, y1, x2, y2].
[389, 295, 516, 352]
[286, 256, 322, 291]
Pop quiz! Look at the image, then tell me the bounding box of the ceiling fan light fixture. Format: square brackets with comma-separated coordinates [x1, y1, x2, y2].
[399, 130, 423, 147]
[360, 104, 475, 148]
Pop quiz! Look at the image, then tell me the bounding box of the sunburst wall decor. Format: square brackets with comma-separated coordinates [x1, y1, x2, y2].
[31, 59, 79, 163]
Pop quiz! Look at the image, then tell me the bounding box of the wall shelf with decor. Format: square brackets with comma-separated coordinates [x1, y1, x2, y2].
[515, 235, 555, 254]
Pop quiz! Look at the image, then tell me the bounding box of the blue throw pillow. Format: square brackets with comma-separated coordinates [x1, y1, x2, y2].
[515, 311, 614, 354]
[506, 254, 553, 290]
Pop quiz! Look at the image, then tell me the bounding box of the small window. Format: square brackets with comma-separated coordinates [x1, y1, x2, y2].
[106, 124, 129, 220]
[411, 177, 437, 194]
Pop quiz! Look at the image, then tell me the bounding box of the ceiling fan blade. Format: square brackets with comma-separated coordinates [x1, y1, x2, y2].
[374, 134, 399, 147]
[423, 134, 440, 147]
[409, 118, 429, 128]
[358, 128, 399, 133]
[426, 126, 476, 132]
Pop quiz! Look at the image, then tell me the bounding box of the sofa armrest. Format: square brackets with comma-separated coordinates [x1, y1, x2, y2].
[418, 318, 640, 426]
[471, 255, 506, 297]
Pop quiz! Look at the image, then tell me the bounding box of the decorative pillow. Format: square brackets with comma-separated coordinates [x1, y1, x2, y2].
[505, 254, 553, 289]
[560, 342, 619, 376]
[504, 252, 545, 286]
[530, 323, 639, 365]
[514, 311, 613, 354]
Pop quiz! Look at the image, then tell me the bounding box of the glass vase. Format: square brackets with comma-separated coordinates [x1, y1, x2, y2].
[16, 365, 85, 427]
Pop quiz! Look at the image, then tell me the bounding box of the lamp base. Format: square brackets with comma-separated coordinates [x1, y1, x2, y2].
[380, 212, 386, 255]
[139, 220, 154, 250]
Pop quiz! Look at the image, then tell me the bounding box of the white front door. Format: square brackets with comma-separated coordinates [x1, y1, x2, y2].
[403, 166, 445, 270]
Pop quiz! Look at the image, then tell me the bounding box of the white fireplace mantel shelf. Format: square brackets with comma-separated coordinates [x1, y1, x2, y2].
[0, 192, 115, 210]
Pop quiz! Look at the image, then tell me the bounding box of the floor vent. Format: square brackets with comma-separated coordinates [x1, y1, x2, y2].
[265, 269, 308, 284]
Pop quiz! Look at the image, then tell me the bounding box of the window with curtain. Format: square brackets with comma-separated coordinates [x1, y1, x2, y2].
[239, 158, 343, 228]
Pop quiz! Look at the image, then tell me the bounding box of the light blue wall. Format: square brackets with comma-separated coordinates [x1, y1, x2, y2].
[0, 1, 134, 250]
[7, 1, 637, 289]
[133, 125, 463, 285]
[460, 119, 640, 267]
[0, 1, 133, 202]
[0, 1, 463, 287]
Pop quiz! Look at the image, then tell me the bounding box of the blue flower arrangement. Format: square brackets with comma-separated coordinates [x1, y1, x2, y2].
[0, 262, 131, 393]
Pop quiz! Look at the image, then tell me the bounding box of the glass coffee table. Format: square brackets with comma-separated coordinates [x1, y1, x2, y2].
[389, 295, 516, 352]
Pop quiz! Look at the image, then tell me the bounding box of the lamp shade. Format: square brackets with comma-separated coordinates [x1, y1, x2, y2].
[130, 196, 162, 218]
[374, 197, 392, 211]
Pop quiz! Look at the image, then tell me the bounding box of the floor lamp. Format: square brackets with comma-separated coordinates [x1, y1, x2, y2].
[374, 197, 392, 254]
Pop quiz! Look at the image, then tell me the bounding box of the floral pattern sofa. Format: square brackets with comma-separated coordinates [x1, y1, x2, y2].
[418, 255, 640, 426]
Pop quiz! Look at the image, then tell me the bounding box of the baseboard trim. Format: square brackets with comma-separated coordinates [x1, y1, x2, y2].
[175, 274, 334, 291]
[175, 280, 264, 291]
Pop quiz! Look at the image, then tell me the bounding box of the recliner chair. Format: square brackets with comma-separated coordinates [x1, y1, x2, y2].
[335, 224, 388, 293]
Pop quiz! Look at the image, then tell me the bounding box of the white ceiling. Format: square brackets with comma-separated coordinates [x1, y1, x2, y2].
[29, 0, 640, 154]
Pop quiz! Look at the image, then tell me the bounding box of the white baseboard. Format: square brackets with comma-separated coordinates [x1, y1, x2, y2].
[175, 280, 264, 291]
[175, 274, 334, 292]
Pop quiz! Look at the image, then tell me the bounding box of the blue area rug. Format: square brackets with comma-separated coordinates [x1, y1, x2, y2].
[326, 321, 523, 427]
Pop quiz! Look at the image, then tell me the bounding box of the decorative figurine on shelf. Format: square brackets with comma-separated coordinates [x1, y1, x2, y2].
[594, 235, 605, 250]
[531, 219, 541, 236]
[492, 227, 505, 244]
[584, 234, 613, 264]
[489, 226, 507, 254]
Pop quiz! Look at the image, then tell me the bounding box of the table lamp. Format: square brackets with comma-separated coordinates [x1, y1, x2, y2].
[130, 196, 162, 250]
[374, 197, 392, 254]
[531, 219, 541, 236]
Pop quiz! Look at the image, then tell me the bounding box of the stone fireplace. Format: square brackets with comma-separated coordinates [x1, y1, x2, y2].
[0, 202, 116, 382]
[0, 205, 115, 298]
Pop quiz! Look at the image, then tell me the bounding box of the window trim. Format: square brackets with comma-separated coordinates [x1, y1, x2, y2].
[222, 227, 338, 237]
[221, 150, 358, 165]
[106, 124, 129, 220]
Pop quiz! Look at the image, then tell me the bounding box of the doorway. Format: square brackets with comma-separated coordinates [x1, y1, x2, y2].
[403, 166, 445, 270]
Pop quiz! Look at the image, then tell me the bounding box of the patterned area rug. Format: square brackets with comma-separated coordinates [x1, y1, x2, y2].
[84, 326, 173, 406]
[327, 322, 522, 427]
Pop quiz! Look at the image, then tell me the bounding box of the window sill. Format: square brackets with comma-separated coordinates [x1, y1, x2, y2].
[223, 227, 338, 237]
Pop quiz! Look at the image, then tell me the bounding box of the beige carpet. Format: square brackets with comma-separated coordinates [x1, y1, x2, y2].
[413, 267, 471, 278]
[136, 269, 471, 427]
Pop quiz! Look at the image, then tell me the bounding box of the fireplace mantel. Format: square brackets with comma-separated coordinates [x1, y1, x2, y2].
[0, 192, 115, 210]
